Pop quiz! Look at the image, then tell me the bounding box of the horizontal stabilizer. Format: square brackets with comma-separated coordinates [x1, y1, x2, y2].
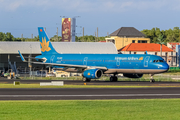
[18, 50, 26, 62]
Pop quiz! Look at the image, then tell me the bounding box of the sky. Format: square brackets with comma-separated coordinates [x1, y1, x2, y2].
[0, 0, 180, 38]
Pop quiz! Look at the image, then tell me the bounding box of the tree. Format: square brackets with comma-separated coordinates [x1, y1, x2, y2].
[14, 37, 22, 41]
[0, 32, 5, 41]
[157, 34, 165, 57]
[6, 32, 14, 41]
[34, 35, 39, 41]
[50, 35, 62, 42]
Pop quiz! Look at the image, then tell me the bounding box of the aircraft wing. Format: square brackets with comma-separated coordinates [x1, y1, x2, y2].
[18, 50, 48, 62]
[32, 62, 107, 70]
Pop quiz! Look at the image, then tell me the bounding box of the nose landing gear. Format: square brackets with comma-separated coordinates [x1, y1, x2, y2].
[83, 77, 91, 82]
[150, 74, 155, 83]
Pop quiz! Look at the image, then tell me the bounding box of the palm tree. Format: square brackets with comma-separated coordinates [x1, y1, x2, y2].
[157, 34, 165, 57]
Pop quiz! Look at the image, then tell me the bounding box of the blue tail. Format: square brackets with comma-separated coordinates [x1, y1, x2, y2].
[38, 27, 58, 55]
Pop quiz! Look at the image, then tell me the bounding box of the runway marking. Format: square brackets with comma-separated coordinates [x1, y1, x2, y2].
[0, 94, 180, 97]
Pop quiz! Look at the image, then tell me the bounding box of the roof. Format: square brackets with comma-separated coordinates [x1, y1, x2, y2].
[119, 43, 173, 52]
[0, 42, 117, 54]
[110, 27, 146, 37]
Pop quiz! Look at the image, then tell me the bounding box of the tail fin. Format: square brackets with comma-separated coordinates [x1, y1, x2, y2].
[38, 27, 58, 55]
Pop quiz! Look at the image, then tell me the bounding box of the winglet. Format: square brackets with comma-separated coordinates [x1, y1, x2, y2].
[18, 50, 26, 62]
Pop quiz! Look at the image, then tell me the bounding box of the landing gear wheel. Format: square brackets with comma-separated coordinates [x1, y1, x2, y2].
[83, 77, 86, 82]
[86, 79, 91, 82]
[83, 77, 91, 82]
[110, 76, 118, 82]
[114, 76, 117, 82]
[110, 76, 114, 82]
[150, 79, 155, 83]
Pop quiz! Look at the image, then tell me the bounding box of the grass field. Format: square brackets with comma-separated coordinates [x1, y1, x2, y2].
[0, 99, 180, 120]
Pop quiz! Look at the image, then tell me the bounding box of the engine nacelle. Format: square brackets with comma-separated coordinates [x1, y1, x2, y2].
[123, 73, 143, 78]
[83, 69, 103, 79]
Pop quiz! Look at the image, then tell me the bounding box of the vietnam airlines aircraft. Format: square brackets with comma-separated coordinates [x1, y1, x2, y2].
[18, 27, 169, 82]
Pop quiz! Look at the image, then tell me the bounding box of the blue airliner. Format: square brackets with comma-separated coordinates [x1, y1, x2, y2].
[19, 27, 169, 82]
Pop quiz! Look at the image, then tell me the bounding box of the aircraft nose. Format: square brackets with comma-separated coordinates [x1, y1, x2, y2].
[162, 63, 169, 72]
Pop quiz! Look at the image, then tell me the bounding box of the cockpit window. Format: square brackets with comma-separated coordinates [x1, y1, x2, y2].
[153, 60, 164, 63]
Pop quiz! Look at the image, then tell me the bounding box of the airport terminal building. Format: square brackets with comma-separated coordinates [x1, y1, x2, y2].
[0, 42, 117, 73]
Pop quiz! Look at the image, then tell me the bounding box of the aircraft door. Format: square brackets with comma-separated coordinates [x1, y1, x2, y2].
[50, 55, 55, 63]
[83, 57, 88, 66]
[57, 57, 62, 63]
[144, 56, 150, 67]
[116, 57, 120, 67]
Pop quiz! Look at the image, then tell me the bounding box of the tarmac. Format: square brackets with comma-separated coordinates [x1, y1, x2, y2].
[0, 88, 180, 100]
[0, 78, 180, 100]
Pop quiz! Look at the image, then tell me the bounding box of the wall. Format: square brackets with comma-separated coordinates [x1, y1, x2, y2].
[108, 36, 150, 50]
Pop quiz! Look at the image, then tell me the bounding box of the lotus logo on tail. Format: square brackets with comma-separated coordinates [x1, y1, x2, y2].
[40, 37, 51, 52]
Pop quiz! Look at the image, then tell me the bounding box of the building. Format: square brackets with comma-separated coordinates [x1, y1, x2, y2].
[0, 42, 117, 72]
[106, 27, 150, 50]
[167, 42, 180, 52]
[119, 43, 176, 66]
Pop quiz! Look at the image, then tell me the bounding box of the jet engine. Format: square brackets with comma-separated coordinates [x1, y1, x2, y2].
[123, 73, 143, 78]
[83, 69, 103, 79]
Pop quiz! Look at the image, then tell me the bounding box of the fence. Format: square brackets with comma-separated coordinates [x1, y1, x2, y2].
[16, 72, 180, 82]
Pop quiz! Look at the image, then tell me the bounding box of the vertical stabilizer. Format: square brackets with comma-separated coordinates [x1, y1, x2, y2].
[38, 27, 58, 55]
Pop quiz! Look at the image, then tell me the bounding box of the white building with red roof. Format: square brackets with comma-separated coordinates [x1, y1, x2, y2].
[119, 43, 176, 66]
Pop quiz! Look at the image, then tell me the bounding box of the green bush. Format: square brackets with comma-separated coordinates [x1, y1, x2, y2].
[168, 69, 180, 73]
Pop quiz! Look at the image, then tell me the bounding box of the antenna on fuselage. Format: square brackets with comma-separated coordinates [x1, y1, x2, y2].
[146, 51, 148, 54]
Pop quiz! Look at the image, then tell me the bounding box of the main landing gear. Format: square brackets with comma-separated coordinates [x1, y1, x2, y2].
[83, 77, 91, 82]
[110, 74, 118, 82]
[150, 74, 155, 83]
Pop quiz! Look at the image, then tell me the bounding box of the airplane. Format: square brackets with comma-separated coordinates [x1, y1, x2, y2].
[18, 27, 169, 82]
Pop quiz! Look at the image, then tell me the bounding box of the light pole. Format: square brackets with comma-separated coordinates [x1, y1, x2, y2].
[75, 26, 82, 42]
[29, 44, 32, 77]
